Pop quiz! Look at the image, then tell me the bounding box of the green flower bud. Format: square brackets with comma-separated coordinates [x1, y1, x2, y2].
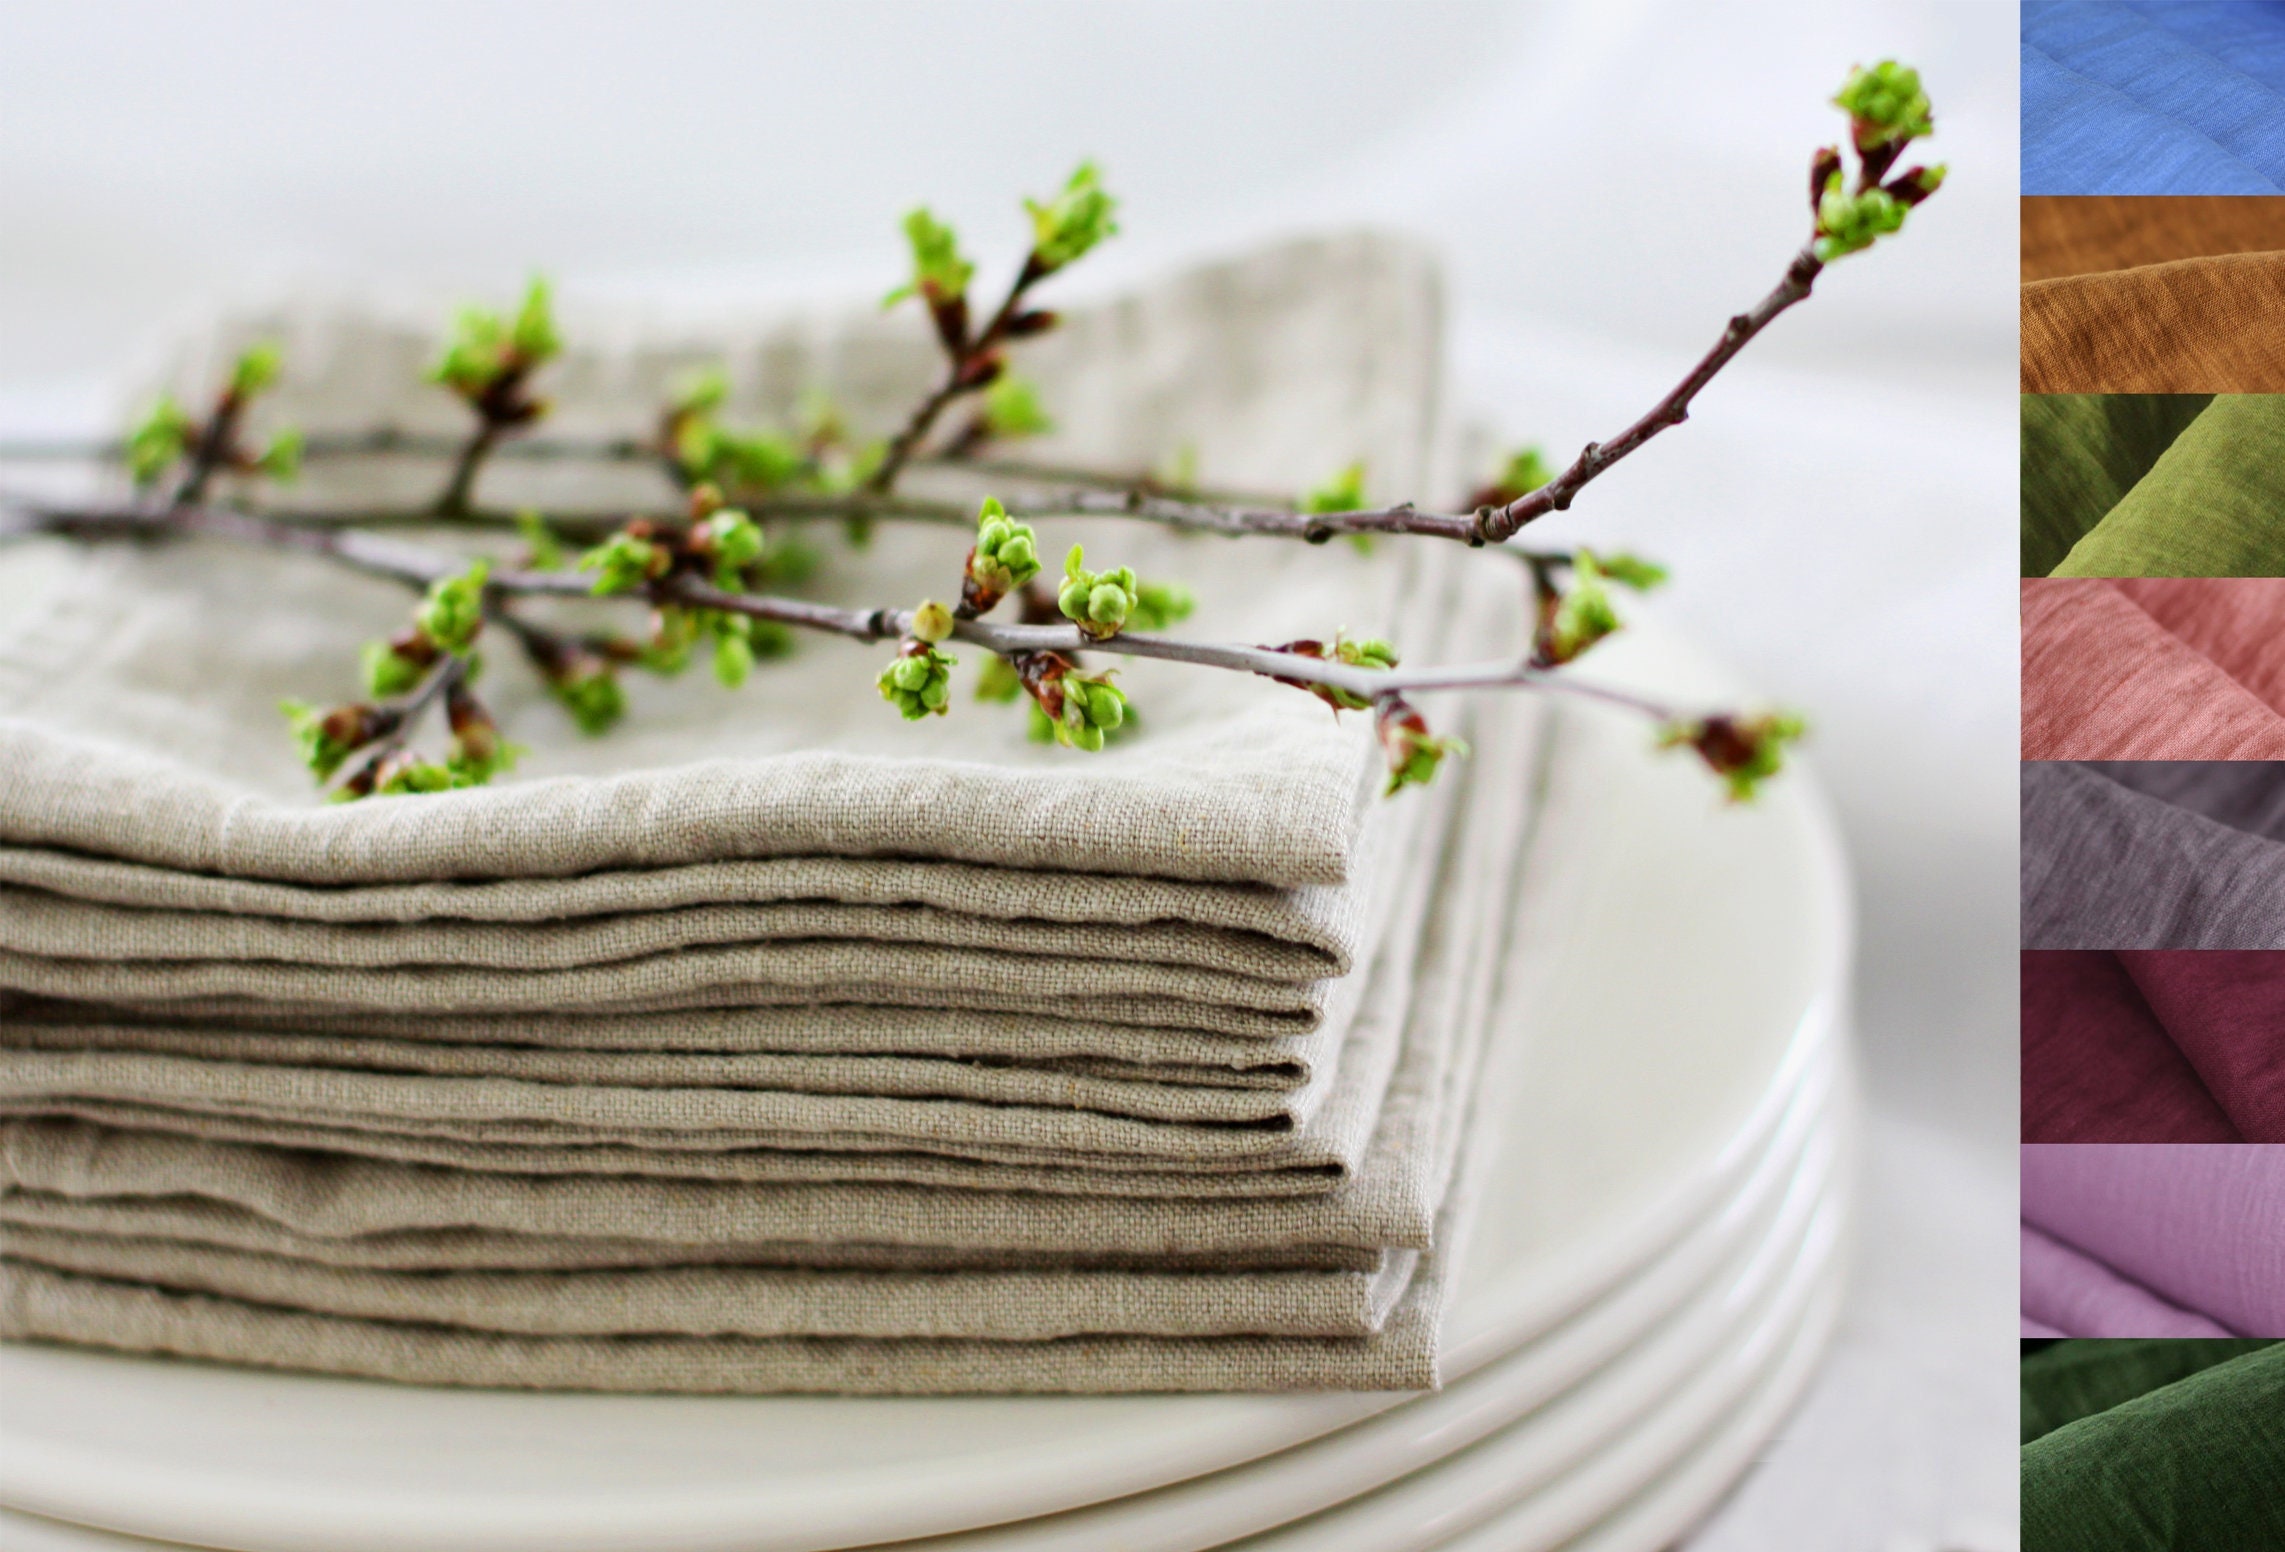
[710, 612, 756, 688]
[376, 757, 457, 796]
[1058, 545, 1139, 639]
[883, 207, 975, 308]
[1658, 711, 1807, 802]
[280, 698, 369, 780]
[878, 640, 958, 719]
[911, 599, 955, 644]
[230, 341, 284, 399]
[416, 560, 490, 655]
[716, 429, 805, 493]
[673, 367, 730, 419]
[579, 530, 669, 597]
[981, 375, 1053, 440]
[1302, 461, 1367, 515]
[702, 506, 765, 587]
[1833, 61, 1933, 148]
[638, 606, 699, 674]
[550, 663, 626, 735]
[1814, 177, 1908, 262]
[126, 397, 192, 486]
[515, 509, 567, 571]
[963, 497, 1043, 613]
[1049, 669, 1127, 752]
[1025, 162, 1120, 271]
[257, 426, 303, 481]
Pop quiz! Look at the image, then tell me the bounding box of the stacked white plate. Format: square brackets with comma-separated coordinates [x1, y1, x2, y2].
[0, 619, 1855, 1552]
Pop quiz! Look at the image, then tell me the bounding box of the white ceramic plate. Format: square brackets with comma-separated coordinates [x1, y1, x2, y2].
[1, 619, 1852, 1552]
[0, 1081, 1848, 1552]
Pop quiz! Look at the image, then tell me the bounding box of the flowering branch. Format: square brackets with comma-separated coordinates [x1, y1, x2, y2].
[0, 64, 1940, 806]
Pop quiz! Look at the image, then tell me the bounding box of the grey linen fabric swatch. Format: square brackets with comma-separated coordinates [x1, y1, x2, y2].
[2022, 761, 2285, 948]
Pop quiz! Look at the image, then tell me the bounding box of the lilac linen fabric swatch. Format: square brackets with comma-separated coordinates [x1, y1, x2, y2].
[2121, 951, 2285, 1140]
[2020, 1144, 2285, 1337]
[2021, 951, 2242, 1142]
[2022, 763, 2285, 948]
[2020, 1221, 2235, 1338]
[2020, 581, 2285, 759]
[2022, 1315, 2068, 1338]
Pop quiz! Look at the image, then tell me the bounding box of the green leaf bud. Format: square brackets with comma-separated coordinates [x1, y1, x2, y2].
[981, 375, 1053, 440]
[126, 396, 192, 486]
[361, 639, 428, 698]
[415, 559, 490, 655]
[549, 661, 626, 735]
[230, 341, 284, 399]
[963, 497, 1043, 613]
[1302, 461, 1367, 515]
[1025, 161, 1120, 271]
[1058, 545, 1139, 639]
[1582, 548, 1668, 591]
[376, 757, 457, 796]
[1128, 580, 1195, 631]
[514, 509, 567, 571]
[510, 276, 561, 365]
[1658, 711, 1807, 802]
[280, 698, 371, 780]
[257, 426, 304, 481]
[579, 530, 669, 597]
[1537, 549, 1622, 667]
[710, 612, 755, 688]
[975, 654, 1023, 703]
[701, 506, 765, 587]
[673, 367, 731, 418]
[884, 207, 975, 308]
[1376, 697, 1467, 796]
[1048, 668, 1127, 752]
[878, 639, 958, 719]
[1813, 177, 1909, 262]
[638, 606, 699, 674]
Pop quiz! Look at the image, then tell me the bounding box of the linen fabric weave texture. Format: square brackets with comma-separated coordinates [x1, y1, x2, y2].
[2020, 394, 2285, 576]
[2022, 762, 2285, 948]
[2022, 1, 2285, 194]
[2021, 1339, 2285, 1550]
[2019, 197, 2285, 391]
[2021, 578, 2285, 758]
[0, 236, 1543, 1393]
[2021, 1145, 2285, 1339]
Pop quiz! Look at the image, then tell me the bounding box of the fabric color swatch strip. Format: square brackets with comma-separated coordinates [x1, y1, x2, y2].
[2020, 1146, 2285, 1338]
[2021, 761, 2285, 949]
[2021, 579, 2285, 759]
[2021, 1340, 2285, 1549]
[2021, 394, 2285, 576]
[2020, 196, 2285, 392]
[2022, 1, 2285, 194]
[2022, 950, 2285, 1141]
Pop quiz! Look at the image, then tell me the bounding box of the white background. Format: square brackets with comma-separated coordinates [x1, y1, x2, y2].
[0, 3, 2020, 1546]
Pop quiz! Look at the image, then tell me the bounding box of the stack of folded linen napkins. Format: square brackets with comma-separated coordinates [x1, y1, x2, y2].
[0, 235, 1550, 1392]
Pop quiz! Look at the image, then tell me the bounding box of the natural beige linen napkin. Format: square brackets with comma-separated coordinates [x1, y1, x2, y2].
[0, 666, 1547, 1388]
[0, 235, 1447, 894]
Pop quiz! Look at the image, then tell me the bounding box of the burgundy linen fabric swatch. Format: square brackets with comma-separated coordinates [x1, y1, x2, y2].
[2020, 1222, 2234, 1338]
[2119, 951, 2285, 1140]
[2021, 1144, 2285, 1337]
[2022, 762, 2285, 948]
[2021, 580, 2285, 759]
[2021, 951, 2243, 1142]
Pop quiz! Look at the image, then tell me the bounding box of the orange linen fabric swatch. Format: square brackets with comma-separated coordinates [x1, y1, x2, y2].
[2021, 578, 2285, 760]
[2022, 198, 2285, 281]
[2019, 198, 2285, 393]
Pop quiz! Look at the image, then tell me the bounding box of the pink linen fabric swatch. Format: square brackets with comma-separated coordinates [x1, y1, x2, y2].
[2020, 1144, 2285, 1337]
[2020, 1222, 2234, 1338]
[2022, 579, 2285, 759]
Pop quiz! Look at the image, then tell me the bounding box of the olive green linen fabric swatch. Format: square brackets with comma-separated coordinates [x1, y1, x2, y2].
[2052, 397, 2285, 577]
[2020, 1337, 2275, 1442]
[2020, 394, 2209, 576]
[2022, 1340, 2285, 1550]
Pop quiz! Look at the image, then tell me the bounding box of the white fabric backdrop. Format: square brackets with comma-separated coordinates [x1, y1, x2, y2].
[0, 3, 2019, 1546]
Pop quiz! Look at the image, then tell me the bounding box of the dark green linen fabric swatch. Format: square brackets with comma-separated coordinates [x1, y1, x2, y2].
[2021, 1337, 2275, 1443]
[2022, 395, 2211, 576]
[2054, 396, 2285, 577]
[2022, 1340, 2285, 1550]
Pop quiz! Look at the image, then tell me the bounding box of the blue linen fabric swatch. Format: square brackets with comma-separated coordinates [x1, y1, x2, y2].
[2023, 1, 2285, 194]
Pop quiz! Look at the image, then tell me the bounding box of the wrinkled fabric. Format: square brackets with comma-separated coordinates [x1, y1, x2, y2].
[2022, 395, 2285, 577]
[2022, 762, 2285, 948]
[2020, 1222, 2234, 1338]
[2022, 2, 2285, 194]
[2021, 1340, 2285, 1550]
[2021, 1145, 2285, 1337]
[2020, 951, 2242, 1142]
[2021, 579, 2285, 758]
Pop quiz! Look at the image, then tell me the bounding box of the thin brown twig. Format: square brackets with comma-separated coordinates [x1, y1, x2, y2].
[867, 253, 1048, 493]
